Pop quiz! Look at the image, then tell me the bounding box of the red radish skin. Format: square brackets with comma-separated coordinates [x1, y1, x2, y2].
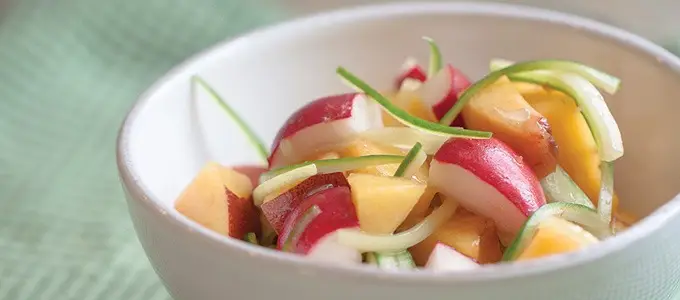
[419, 64, 471, 127]
[261, 172, 349, 234]
[225, 189, 261, 239]
[277, 187, 360, 263]
[394, 64, 427, 89]
[289, 187, 358, 254]
[430, 138, 546, 234]
[268, 93, 383, 167]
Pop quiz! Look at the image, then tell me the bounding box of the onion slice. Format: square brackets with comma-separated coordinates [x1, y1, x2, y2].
[541, 166, 595, 209]
[488, 59, 623, 161]
[336, 67, 492, 139]
[260, 155, 406, 183]
[502, 202, 612, 261]
[253, 164, 318, 207]
[336, 198, 459, 252]
[359, 127, 449, 155]
[394, 142, 427, 178]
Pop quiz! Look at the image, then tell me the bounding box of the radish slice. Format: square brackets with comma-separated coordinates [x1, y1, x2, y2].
[359, 127, 449, 155]
[400, 78, 425, 92]
[423, 36, 443, 79]
[253, 164, 317, 207]
[336, 199, 459, 252]
[395, 57, 427, 91]
[502, 202, 612, 261]
[541, 166, 595, 209]
[366, 250, 416, 270]
[426, 243, 479, 272]
[393, 142, 427, 178]
[261, 155, 405, 183]
[268, 93, 384, 168]
[307, 231, 362, 264]
[281, 205, 322, 251]
[488, 59, 623, 162]
[192, 76, 269, 162]
[598, 161, 615, 225]
[336, 67, 492, 139]
[439, 60, 621, 127]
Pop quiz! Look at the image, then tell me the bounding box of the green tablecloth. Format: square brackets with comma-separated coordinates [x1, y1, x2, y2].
[0, 1, 678, 300]
[0, 1, 284, 299]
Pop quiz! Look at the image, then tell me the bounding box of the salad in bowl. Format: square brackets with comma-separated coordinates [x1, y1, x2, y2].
[173, 37, 635, 271]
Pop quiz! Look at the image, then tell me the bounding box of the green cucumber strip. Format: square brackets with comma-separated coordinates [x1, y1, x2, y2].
[488, 59, 623, 162]
[243, 232, 258, 245]
[394, 142, 424, 177]
[253, 164, 318, 207]
[260, 232, 278, 247]
[514, 72, 621, 161]
[260, 155, 406, 183]
[488, 59, 620, 94]
[282, 205, 322, 252]
[366, 250, 416, 270]
[440, 59, 621, 126]
[336, 67, 492, 139]
[192, 76, 269, 162]
[423, 37, 443, 79]
[597, 161, 615, 225]
[502, 202, 612, 261]
[541, 166, 595, 209]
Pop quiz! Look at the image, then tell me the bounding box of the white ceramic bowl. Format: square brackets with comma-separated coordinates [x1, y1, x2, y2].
[117, 2, 680, 300]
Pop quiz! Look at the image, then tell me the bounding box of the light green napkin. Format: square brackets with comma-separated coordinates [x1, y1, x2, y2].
[0, 0, 284, 299]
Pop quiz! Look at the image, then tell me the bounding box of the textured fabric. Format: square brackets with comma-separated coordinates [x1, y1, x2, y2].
[1, 0, 679, 300]
[0, 1, 284, 299]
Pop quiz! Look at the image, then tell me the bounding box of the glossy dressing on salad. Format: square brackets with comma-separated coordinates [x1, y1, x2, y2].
[173, 37, 634, 271]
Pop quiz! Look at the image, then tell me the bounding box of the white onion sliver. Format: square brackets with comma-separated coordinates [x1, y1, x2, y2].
[260, 155, 405, 183]
[336, 199, 459, 252]
[359, 127, 449, 155]
[253, 164, 318, 207]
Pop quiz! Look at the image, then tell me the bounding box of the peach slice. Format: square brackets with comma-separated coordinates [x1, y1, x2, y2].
[409, 209, 502, 266]
[347, 173, 426, 234]
[175, 162, 259, 239]
[461, 77, 557, 178]
[517, 217, 598, 261]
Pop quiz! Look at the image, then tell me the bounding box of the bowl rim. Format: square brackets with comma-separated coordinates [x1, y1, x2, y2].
[117, 1, 680, 284]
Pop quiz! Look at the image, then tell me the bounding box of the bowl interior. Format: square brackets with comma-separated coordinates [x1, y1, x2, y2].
[122, 3, 680, 229]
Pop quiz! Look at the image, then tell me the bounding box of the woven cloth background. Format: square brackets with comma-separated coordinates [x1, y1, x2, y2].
[0, 1, 284, 299]
[0, 1, 678, 300]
